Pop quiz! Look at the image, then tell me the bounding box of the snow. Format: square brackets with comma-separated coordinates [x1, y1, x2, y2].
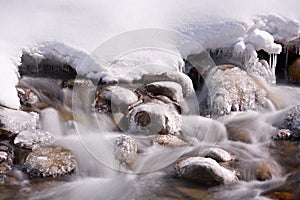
[0, 0, 300, 108]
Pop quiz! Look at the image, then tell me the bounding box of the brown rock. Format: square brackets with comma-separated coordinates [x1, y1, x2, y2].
[226, 126, 252, 143]
[288, 57, 300, 84]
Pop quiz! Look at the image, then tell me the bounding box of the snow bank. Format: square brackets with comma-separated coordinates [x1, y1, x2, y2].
[0, 0, 300, 108]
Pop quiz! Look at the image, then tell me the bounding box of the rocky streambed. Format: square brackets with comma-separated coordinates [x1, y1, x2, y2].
[0, 49, 300, 199]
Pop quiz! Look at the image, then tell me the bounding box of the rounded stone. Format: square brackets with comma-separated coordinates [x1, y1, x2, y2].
[24, 146, 76, 177]
[288, 58, 300, 84]
[282, 105, 300, 139]
[114, 135, 138, 165]
[155, 135, 187, 147]
[14, 129, 55, 149]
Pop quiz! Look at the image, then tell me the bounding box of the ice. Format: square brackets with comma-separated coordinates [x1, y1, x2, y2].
[14, 129, 55, 149]
[0, 1, 300, 108]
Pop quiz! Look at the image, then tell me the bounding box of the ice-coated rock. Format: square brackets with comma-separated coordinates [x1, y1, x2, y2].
[0, 106, 39, 135]
[155, 134, 188, 147]
[113, 135, 137, 165]
[272, 129, 292, 140]
[199, 147, 234, 162]
[175, 157, 238, 186]
[63, 78, 94, 88]
[208, 65, 267, 117]
[14, 129, 55, 149]
[24, 146, 76, 177]
[281, 105, 300, 139]
[128, 102, 181, 135]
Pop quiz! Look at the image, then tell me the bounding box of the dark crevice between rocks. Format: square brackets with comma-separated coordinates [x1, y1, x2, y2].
[19, 53, 77, 81]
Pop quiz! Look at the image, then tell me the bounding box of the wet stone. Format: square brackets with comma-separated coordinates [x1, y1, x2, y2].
[114, 135, 137, 165]
[175, 157, 238, 186]
[63, 78, 94, 88]
[0, 144, 14, 184]
[24, 146, 76, 177]
[155, 135, 188, 147]
[226, 126, 252, 143]
[282, 105, 300, 139]
[199, 147, 234, 162]
[273, 129, 292, 140]
[14, 129, 55, 149]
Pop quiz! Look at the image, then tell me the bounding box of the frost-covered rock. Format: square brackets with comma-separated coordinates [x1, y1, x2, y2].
[0, 107, 39, 136]
[208, 65, 267, 117]
[155, 134, 187, 147]
[128, 102, 181, 135]
[14, 129, 55, 149]
[199, 147, 234, 162]
[63, 78, 94, 88]
[24, 146, 76, 177]
[113, 135, 137, 165]
[272, 129, 292, 140]
[281, 105, 300, 139]
[175, 157, 238, 186]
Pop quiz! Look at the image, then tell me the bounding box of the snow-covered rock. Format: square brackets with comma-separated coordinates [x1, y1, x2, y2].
[199, 147, 234, 162]
[128, 102, 181, 135]
[155, 134, 187, 147]
[14, 129, 55, 149]
[175, 157, 238, 186]
[113, 135, 137, 165]
[281, 105, 300, 139]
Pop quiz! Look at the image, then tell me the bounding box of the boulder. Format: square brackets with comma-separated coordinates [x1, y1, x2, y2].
[114, 135, 137, 165]
[155, 135, 188, 147]
[175, 157, 238, 186]
[14, 129, 55, 149]
[0, 144, 14, 184]
[199, 147, 234, 162]
[24, 146, 76, 177]
[207, 65, 267, 117]
[128, 102, 181, 135]
[281, 105, 300, 139]
[288, 58, 300, 84]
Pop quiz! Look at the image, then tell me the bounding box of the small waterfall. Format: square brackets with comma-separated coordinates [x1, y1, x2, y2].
[40, 107, 64, 137]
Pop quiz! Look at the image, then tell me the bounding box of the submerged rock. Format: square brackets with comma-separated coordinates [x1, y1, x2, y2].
[114, 135, 137, 165]
[226, 126, 252, 143]
[199, 147, 234, 162]
[24, 146, 76, 177]
[0, 107, 39, 137]
[155, 135, 188, 147]
[175, 157, 238, 186]
[128, 102, 181, 135]
[208, 65, 267, 117]
[281, 105, 300, 139]
[14, 129, 55, 149]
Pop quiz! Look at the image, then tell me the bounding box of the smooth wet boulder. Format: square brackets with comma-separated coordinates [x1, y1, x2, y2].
[155, 134, 188, 147]
[14, 129, 55, 149]
[208, 65, 267, 117]
[175, 157, 238, 186]
[114, 135, 137, 165]
[128, 102, 181, 135]
[288, 58, 300, 84]
[226, 126, 252, 143]
[24, 146, 76, 177]
[199, 147, 234, 162]
[281, 105, 300, 139]
[0, 107, 39, 137]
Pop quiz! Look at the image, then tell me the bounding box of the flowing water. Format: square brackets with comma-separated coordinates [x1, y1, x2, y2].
[2, 74, 300, 200]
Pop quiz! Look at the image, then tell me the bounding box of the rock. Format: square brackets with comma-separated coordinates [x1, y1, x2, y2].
[199, 147, 234, 162]
[14, 129, 55, 149]
[255, 161, 272, 181]
[155, 135, 188, 147]
[0, 107, 39, 137]
[24, 146, 76, 177]
[272, 129, 292, 140]
[281, 105, 300, 139]
[0, 144, 14, 184]
[226, 126, 252, 143]
[288, 58, 300, 84]
[208, 65, 267, 117]
[63, 79, 94, 88]
[136, 81, 186, 113]
[175, 157, 238, 186]
[128, 102, 181, 135]
[114, 135, 137, 165]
